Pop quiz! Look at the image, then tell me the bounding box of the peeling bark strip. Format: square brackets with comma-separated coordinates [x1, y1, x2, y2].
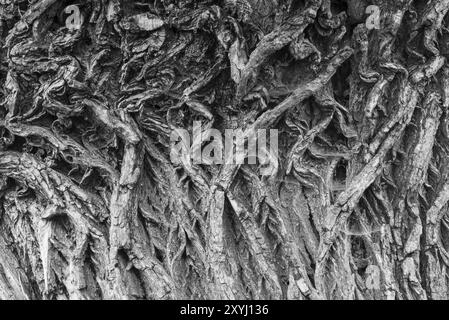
[2, 0, 449, 301]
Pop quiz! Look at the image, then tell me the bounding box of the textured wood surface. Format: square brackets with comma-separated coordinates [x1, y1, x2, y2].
[0, 0, 449, 300]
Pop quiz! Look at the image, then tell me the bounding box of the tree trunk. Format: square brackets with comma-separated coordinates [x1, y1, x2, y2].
[1, 0, 449, 300]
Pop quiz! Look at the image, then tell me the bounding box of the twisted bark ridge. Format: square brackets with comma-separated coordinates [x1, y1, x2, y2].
[1, 0, 449, 300]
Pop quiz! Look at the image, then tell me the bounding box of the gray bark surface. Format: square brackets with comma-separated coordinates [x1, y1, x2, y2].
[0, 0, 449, 300]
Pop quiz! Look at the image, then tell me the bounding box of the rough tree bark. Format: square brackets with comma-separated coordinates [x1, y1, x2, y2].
[1, 0, 449, 300]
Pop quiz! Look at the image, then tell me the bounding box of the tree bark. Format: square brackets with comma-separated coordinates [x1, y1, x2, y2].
[1, 0, 449, 300]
